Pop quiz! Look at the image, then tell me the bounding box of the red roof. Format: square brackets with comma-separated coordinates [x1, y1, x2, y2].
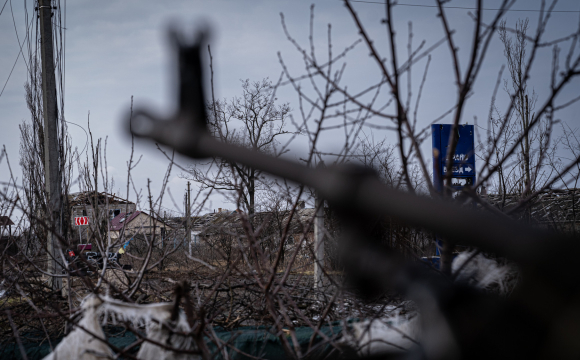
[109, 211, 141, 231]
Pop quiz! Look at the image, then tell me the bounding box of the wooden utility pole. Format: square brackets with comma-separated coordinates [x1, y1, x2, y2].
[314, 190, 324, 290]
[186, 182, 191, 255]
[39, 0, 63, 291]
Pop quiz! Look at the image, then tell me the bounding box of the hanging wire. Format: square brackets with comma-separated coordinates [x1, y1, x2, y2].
[348, 0, 580, 13]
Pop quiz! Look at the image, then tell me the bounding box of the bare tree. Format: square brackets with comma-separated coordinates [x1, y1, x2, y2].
[185, 78, 293, 215]
[497, 19, 558, 198]
[6, 1, 580, 359]
[19, 58, 77, 274]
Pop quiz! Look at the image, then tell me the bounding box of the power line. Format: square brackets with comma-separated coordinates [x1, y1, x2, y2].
[0, 0, 8, 18]
[348, 0, 580, 13]
[62, 120, 89, 162]
[0, 51, 20, 99]
[0, 16, 33, 99]
[10, 0, 31, 75]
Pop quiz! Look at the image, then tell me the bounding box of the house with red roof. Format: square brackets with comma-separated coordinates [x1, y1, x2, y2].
[69, 191, 136, 242]
[109, 211, 168, 240]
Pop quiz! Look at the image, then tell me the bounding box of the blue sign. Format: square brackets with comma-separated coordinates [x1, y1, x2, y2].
[431, 124, 476, 192]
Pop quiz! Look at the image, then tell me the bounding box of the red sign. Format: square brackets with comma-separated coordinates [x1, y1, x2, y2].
[75, 216, 89, 226]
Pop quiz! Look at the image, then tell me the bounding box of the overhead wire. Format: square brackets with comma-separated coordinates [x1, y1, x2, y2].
[19, 0, 88, 172]
[0, 0, 9, 17]
[0, 52, 21, 99]
[348, 0, 580, 13]
[62, 120, 89, 162]
[9, 0, 31, 74]
[0, 11, 34, 99]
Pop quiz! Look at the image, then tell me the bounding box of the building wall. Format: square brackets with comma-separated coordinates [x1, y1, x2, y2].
[71, 203, 136, 243]
[111, 212, 166, 240]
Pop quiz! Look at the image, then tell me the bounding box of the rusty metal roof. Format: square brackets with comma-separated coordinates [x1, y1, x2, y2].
[69, 191, 134, 207]
[485, 189, 580, 224]
[192, 208, 317, 235]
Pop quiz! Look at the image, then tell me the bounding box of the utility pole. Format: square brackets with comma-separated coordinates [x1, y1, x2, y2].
[39, 0, 62, 291]
[314, 190, 324, 290]
[186, 182, 191, 255]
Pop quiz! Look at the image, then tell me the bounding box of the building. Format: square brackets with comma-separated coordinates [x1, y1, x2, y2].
[68, 191, 136, 242]
[188, 208, 320, 262]
[0, 216, 14, 238]
[0, 216, 17, 256]
[69, 191, 136, 222]
[486, 189, 580, 233]
[109, 211, 168, 240]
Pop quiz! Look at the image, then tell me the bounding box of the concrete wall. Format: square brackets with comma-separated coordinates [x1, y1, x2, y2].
[111, 212, 166, 240]
[71, 203, 136, 243]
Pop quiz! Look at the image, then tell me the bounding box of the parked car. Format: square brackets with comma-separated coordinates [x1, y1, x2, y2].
[85, 251, 132, 270]
[63, 250, 132, 276]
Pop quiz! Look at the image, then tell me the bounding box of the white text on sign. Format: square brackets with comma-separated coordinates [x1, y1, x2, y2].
[443, 165, 474, 174]
[445, 154, 469, 161]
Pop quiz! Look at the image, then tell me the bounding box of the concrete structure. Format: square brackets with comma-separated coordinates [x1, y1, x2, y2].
[109, 211, 167, 240]
[0, 216, 14, 238]
[69, 192, 136, 243]
[486, 189, 580, 233]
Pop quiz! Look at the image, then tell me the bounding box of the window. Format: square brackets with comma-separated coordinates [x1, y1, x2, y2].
[109, 209, 121, 220]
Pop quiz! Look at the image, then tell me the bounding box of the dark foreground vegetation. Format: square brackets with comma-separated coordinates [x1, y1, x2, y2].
[2, 0, 580, 359]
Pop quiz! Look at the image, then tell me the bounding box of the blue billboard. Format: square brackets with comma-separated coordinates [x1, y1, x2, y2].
[431, 124, 476, 192]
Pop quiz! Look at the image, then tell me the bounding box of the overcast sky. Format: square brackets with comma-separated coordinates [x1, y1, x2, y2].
[1, 0, 579, 216]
